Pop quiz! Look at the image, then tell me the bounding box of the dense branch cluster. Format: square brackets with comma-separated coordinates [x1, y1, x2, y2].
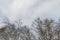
[0, 18, 60, 40]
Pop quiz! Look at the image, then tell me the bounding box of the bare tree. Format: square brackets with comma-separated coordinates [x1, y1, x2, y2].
[32, 18, 54, 40]
[17, 26, 31, 40]
[53, 20, 60, 40]
[1, 17, 60, 40]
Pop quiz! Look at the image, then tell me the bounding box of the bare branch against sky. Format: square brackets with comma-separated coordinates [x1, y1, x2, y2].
[0, 0, 60, 40]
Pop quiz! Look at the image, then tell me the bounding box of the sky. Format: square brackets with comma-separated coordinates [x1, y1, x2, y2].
[0, 0, 60, 25]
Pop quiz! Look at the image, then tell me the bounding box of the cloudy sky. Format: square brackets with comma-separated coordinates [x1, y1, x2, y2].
[0, 0, 60, 25]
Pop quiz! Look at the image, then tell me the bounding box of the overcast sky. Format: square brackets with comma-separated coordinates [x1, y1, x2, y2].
[0, 0, 60, 25]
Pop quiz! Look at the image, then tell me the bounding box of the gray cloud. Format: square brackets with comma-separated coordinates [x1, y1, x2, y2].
[0, 0, 60, 25]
